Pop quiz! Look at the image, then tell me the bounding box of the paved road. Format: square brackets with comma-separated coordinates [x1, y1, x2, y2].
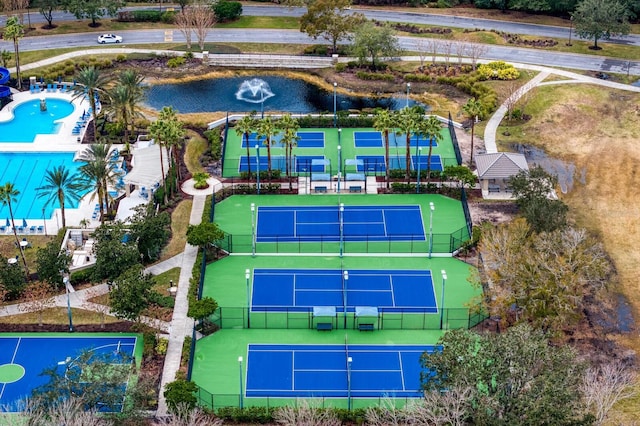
[3, 4, 639, 46]
[1, 28, 637, 76]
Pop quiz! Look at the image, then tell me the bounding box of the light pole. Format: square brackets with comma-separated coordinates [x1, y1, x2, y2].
[333, 82, 338, 127]
[42, 207, 47, 236]
[255, 145, 260, 195]
[428, 202, 435, 259]
[251, 203, 256, 257]
[337, 129, 342, 193]
[406, 82, 411, 108]
[245, 269, 251, 328]
[347, 356, 353, 410]
[567, 16, 573, 46]
[238, 356, 244, 409]
[61, 270, 73, 332]
[339, 203, 345, 258]
[439, 270, 447, 330]
[343, 270, 349, 329]
[416, 147, 422, 194]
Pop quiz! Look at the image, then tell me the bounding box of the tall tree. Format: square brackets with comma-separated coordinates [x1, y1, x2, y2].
[462, 98, 483, 167]
[278, 114, 300, 188]
[78, 143, 119, 222]
[417, 115, 443, 185]
[3, 16, 24, 90]
[34, 0, 62, 28]
[573, 0, 631, 50]
[72, 66, 110, 140]
[351, 20, 401, 69]
[36, 165, 86, 229]
[300, 0, 364, 53]
[149, 106, 185, 203]
[234, 112, 258, 181]
[420, 324, 591, 425]
[395, 107, 421, 182]
[118, 69, 145, 148]
[63, 0, 124, 27]
[373, 109, 396, 189]
[0, 183, 28, 277]
[191, 1, 215, 51]
[109, 264, 155, 322]
[92, 223, 141, 282]
[256, 116, 281, 181]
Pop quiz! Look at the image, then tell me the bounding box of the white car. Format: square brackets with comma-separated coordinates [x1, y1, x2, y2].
[97, 34, 122, 44]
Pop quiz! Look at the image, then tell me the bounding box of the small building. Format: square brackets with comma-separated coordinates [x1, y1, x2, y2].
[475, 152, 528, 199]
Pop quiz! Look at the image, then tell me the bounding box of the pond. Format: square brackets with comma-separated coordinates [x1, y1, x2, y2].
[143, 76, 422, 114]
[511, 143, 584, 194]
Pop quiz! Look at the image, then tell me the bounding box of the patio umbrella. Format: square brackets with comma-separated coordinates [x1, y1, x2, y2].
[5, 218, 9, 227]
[22, 219, 27, 228]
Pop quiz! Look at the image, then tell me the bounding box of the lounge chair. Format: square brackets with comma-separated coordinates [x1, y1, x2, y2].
[29, 225, 36, 233]
[37, 226, 44, 233]
[16, 226, 24, 233]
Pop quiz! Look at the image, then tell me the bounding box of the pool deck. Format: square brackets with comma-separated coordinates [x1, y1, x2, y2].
[0, 88, 149, 236]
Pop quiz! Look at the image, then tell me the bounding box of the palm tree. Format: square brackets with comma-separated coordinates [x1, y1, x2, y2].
[72, 66, 110, 141]
[234, 112, 258, 181]
[78, 143, 119, 222]
[463, 97, 483, 167]
[256, 117, 281, 181]
[373, 109, 396, 189]
[279, 114, 300, 190]
[106, 84, 131, 144]
[36, 165, 86, 229]
[0, 183, 28, 278]
[395, 107, 422, 182]
[118, 70, 146, 149]
[4, 17, 24, 90]
[149, 107, 185, 204]
[417, 115, 444, 185]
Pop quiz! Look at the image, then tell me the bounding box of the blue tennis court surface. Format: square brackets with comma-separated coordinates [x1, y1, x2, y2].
[413, 154, 443, 171]
[354, 132, 438, 148]
[0, 336, 137, 412]
[239, 155, 326, 173]
[241, 131, 325, 148]
[251, 268, 437, 313]
[255, 205, 425, 242]
[245, 344, 437, 398]
[353, 155, 442, 172]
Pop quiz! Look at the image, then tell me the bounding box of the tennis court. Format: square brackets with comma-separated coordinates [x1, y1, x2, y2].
[251, 268, 436, 313]
[353, 155, 443, 172]
[0, 335, 140, 412]
[353, 131, 438, 148]
[240, 131, 325, 148]
[238, 155, 327, 173]
[245, 343, 436, 398]
[255, 205, 425, 243]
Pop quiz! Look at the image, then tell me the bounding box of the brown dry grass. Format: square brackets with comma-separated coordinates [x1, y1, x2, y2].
[0, 307, 121, 325]
[496, 83, 640, 423]
[160, 199, 192, 260]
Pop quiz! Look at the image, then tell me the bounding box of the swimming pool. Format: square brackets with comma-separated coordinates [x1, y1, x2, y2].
[0, 98, 74, 143]
[0, 152, 87, 221]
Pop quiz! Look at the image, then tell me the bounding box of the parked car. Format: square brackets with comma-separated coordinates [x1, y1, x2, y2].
[97, 34, 122, 44]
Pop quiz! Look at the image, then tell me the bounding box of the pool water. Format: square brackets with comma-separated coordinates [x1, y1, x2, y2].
[0, 152, 87, 220]
[0, 98, 74, 143]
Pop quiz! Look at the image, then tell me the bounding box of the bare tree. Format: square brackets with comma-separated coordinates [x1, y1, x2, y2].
[441, 39, 454, 69]
[581, 361, 637, 425]
[19, 281, 54, 326]
[414, 385, 473, 426]
[428, 38, 440, 65]
[191, 2, 215, 51]
[365, 397, 408, 425]
[503, 80, 526, 121]
[454, 41, 469, 67]
[414, 38, 429, 70]
[155, 403, 222, 426]
[27, 397, 109, 426]
[468, 42, 488, 71]
[273, 399, 341, 426]
[175, 9, 194, 50]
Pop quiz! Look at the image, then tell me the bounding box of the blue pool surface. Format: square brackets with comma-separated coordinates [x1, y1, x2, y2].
[0, 99, 74, 143]
[0, 152, 87, 220]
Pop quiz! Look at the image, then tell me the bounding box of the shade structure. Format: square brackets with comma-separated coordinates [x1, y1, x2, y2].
[122, 143, 170, 189]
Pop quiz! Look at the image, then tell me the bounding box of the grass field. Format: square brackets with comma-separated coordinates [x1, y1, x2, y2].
[495, 82, 640, 423]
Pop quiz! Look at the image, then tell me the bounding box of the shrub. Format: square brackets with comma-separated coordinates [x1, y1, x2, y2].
[70, 267, 95, 285]
[213, 0, 242, 22]
[167, 56, 186, 68]
[193, 172, 210, 189]
[477, 61, 520, 81]
[355, 71, 395, 81]
[335, 62, 346, 72]
[155, 337, 168, 355]
[161, 11, 176, 24]
[204, 129, 222, 161]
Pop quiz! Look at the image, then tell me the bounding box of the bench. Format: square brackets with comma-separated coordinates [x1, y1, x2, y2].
[314, 186, 327, 193]
[316, 322, 333, 331]
[349, 186, 362, 193]
[488, 185, 500, 193]
[358, 323, 375, 332]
